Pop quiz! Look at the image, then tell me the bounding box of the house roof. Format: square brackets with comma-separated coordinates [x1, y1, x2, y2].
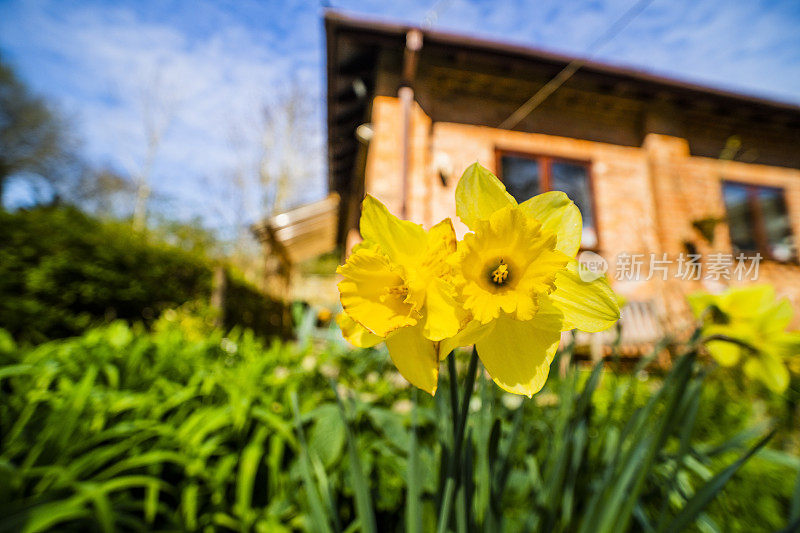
[325, 10, 800, 196]
[252, 194, 340, 265]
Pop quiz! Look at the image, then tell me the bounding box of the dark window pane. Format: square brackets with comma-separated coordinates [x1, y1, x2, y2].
[551, 161, 596, 248]
[723, 182, 757, 252]
[757, 187, 795, 261]
[501, 155, 541, 203]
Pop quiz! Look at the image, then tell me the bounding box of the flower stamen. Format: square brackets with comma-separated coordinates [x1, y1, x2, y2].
[491, 261, 509, 286]
[386, 285, 409, 297]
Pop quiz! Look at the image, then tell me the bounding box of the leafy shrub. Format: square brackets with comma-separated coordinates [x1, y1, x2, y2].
[297, 250, 341, 277]
[0, 206, 289, 342]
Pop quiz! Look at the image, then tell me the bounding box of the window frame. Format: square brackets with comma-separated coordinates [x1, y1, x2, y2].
[721, 179, 796, 263]
[494, 148, 600, 251]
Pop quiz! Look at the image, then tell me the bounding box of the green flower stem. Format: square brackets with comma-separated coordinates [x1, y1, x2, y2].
[698, 334, 759, 354]
[449, 353, 460, 443]
[436, 348, 480, 533]
[407, 388, 422, 533]
[437, 473, 457, 533]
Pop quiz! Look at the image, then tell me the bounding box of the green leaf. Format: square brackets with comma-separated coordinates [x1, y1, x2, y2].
[309, 404, 346, 467]
[236, 426, 269, 524]
[181, 483, 199, 531]
[368, 407, 409, 453]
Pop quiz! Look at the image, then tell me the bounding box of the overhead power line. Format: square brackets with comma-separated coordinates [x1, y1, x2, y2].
[421, 0, 453, 29]
[498, 0, 657, 130]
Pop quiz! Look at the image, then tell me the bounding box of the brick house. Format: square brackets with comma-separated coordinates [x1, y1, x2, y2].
[323, 12, 800, 339]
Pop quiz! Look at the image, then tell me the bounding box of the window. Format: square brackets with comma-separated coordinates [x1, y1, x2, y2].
[722, 181, 795, 262]
[499, 152, 598, 249]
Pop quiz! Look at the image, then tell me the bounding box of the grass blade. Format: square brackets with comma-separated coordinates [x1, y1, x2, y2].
[779, 517, 800, 533]
[791, 468, 800, 524]
[331, 381, 377, 533]
[406, 388, 422, 533]
[491, 401, 524, 502]
[4, 496, 91, 533]
[235, 426, 268, 527]
[664, 429, 775, 532]
[586, 351, 695, 533]
[655, 376, 703, 531]
[291, 391, 333, 533]
[610, 353, 697, 533]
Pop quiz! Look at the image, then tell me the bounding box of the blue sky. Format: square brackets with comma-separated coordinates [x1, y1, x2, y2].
[1, 0, 799, 229]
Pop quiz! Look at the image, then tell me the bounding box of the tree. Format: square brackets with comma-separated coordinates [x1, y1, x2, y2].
[0, 56, 77, 205]
[130, 69, 180, 230]
[194, 81, 322, 285]
[258, 80, 321, 215]
[72, 167, 138, 218]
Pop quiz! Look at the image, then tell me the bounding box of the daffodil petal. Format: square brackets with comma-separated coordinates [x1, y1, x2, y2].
[519, 191, 582, 257]
[705, 339, 741, 367]
[455, 163, 515, 229]
[744, 353, 789, 393]
[360, 194, 427, 265]
[550, 260, 620, 332]
[475, 304, 563, 397]
[438, 320, 492, 360]
[385, 324, 439, 395]
[423, 277, 463, 342]
[776, 331, 800, 359]
[761, 297, 794, 333]
[718, 285, 774, 320]
[406, 217, 458, 316]
[337, 247, 418, 337]
[427, 217, 457, 248]
[336, 313, 383, 348]
[687, 292, 718, 319]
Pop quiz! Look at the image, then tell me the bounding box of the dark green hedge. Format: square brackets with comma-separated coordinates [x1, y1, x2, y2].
[223, 270, 292, 339]
[0, 206, 289, 342]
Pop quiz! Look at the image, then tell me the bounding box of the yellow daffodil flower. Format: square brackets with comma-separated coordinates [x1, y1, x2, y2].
[336, 195, 463, 395]
[445, 163, 620, 397]
[689, 285, 800, 393]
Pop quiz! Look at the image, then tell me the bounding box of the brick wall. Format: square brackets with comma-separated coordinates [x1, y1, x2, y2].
[362, 95, 800, 323]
